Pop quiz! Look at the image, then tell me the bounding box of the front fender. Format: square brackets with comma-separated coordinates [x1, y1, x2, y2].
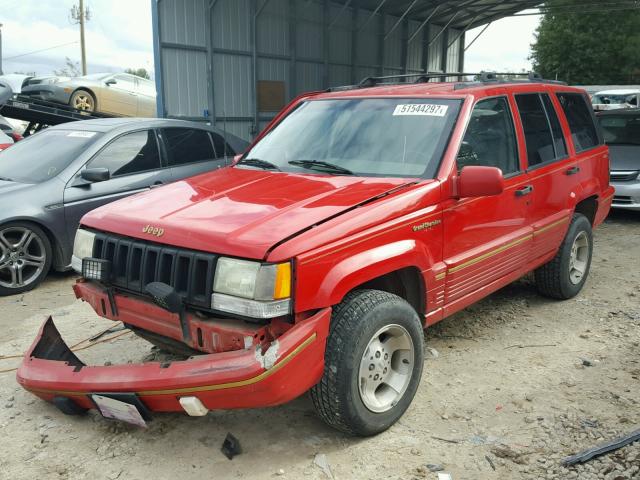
[295, 238, 434, 312]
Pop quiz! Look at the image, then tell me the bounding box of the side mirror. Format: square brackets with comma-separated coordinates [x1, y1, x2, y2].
[456, 166, 504, 198]
[233, 154, 242, 164]
[105, 78, 117, 86]
[81, 167, 110, 183]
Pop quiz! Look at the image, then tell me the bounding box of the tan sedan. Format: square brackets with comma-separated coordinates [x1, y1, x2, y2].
[21, 73, 157, 117]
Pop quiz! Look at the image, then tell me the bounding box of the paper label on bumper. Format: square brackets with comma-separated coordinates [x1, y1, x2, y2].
[91, 394, 147, 428]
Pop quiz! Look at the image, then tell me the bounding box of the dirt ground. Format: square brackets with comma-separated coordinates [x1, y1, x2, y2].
[1, 211, 639, 480]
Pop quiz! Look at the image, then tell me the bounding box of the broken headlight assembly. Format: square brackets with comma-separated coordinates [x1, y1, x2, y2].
[211, 258, 292, 319]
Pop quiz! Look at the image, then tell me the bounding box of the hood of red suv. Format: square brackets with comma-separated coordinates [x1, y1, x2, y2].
[81, 167, 413, 259]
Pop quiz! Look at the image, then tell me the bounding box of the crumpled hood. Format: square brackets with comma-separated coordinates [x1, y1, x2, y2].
[81, 167, 412, 259]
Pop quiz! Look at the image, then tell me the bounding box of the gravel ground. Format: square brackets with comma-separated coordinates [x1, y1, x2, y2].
[0, 210, 638, 480]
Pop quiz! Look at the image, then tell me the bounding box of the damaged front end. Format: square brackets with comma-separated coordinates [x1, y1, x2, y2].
[16, 281, 331, 421]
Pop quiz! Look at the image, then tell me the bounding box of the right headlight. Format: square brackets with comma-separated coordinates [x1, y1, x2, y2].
[71, 229, 95, 273]
[211, 257, 291, 318]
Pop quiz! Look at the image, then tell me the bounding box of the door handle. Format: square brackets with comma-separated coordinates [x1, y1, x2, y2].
[566, 166, 580, 176]
[515, 185, 533, 197]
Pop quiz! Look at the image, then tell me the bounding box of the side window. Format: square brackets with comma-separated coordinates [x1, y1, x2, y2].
[87, 130, 161, 177]
[515, 93, 558, 167]
[211, 133, 234, 159]
[113, 74, 135, 92]
[456, 97, 519, 175]
[163, 128, 216, 166]
[557, 93, 601, 152]
[540, 94, 568, 158]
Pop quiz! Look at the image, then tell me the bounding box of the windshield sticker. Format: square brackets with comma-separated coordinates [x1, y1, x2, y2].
[393, 104, 449, 117]
[67, 131, 96, 138]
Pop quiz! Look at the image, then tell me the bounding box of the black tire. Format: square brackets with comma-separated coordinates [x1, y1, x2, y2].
[69, 89, 96, 112]
[310, 289, 424, 436]
[0, 221, 52, 296]
[535, 213, 593, 300]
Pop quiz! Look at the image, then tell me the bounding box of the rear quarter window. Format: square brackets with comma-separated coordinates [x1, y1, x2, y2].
[557, 93, 602, 152]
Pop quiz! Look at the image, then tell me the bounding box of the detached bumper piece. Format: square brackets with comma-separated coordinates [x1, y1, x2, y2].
[17, 309, 331, 421]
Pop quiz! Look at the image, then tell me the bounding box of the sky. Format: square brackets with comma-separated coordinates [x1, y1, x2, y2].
[1, 1, 540, 78]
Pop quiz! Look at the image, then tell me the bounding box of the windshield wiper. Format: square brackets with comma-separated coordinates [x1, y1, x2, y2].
[237, 158, 281, 171]
[288, 160, 353, 175]
[0, 176, 14, 182]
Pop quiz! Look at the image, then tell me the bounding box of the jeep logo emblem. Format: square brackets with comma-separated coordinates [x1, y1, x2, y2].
[142, 225, 165, 237]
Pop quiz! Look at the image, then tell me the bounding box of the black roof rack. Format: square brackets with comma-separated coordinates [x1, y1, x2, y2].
[327, 72, 566, 92]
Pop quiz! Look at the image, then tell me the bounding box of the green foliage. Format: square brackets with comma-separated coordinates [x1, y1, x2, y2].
[530, 0, 640, 84]
[124, 68, 150, 80]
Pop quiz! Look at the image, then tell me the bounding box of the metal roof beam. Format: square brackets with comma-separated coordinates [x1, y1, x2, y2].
[384, 0, 420, 39]
[447, 13, 478, 47]
[406, 4, 440, 44]
[328, 0, 354, 30]
[427, 10, 459, 46]
[358, 0, 388, 32]
[463, 20, 490, 51]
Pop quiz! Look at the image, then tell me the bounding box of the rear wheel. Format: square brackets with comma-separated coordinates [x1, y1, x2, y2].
[535, 214, 593, 299]
[0, 222, 52, 296]
[310, 290, 424, 436]
[70, 89, 96, 112]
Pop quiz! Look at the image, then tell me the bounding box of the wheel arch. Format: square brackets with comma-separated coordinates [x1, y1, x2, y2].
[0, 218, 65, 270]
[71, 87, 98, 110]
[574, 195, 598, 226]
[309, 240, 428, 319]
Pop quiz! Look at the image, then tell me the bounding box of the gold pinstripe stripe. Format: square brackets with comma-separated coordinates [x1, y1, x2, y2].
[28, 333, 317, 398]
[435, 272, 447, 281]
[447, 234, 533, 274]
[533, 217, 570, 237]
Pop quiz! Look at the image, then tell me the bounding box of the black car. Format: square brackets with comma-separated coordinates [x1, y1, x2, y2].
[0, 118, 247, 295]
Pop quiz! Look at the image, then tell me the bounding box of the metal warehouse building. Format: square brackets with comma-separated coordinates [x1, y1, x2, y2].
[151, 0, 541, 140]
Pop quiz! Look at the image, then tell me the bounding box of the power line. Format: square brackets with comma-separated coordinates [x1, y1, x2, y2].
[3, 41, 79, 61]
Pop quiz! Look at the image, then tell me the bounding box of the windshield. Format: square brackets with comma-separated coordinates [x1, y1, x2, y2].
[0, 129, 102, 183]
[242, 98, 462, 178]
[593, 94, 638, 106]
[599, 114, 640, 146]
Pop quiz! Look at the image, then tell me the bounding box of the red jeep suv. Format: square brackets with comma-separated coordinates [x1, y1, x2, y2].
[18, 73, 613, 436]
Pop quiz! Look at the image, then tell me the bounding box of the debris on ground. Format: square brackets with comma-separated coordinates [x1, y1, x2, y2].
[220, 433, 242, 460]
[313, 453, 334, 479]
[562, 428, 640, 466]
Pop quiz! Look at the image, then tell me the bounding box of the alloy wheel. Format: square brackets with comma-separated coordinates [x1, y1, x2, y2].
[569, 231, 590, 285]
[358, 324, 415, 413]
[73, 93, 94, 111]
[0, 227, 47, 289]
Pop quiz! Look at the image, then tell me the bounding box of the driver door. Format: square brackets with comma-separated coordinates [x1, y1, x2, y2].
[443, 95, 533, 310]
[63, 129, 171, 244]
[100, 74, 137, 116]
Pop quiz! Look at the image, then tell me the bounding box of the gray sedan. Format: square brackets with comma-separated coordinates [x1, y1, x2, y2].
[0, 118, 247, 295]
[21, 73, 156, 117]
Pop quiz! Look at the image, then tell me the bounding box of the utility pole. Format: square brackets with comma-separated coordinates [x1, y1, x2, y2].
[71, 0, 91, 75]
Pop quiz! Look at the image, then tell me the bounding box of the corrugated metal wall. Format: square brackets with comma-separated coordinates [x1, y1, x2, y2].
[154, 0, 465, 141]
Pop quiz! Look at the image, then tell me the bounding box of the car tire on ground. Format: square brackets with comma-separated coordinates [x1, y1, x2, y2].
[69, 89, 96, 112]
[535, 213, 593, 300]
[310, 289, 424, 436]
[0, 222, 52, 296]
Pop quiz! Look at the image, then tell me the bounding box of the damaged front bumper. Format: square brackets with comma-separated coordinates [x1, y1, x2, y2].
[16, 307, 330, 416]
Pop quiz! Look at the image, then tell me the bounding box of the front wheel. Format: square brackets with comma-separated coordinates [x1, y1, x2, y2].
[535, 213, 593, 300]
[0, 222, 52, 296]
[310, 290, 424, 436]
[69, 89, 96, 112]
